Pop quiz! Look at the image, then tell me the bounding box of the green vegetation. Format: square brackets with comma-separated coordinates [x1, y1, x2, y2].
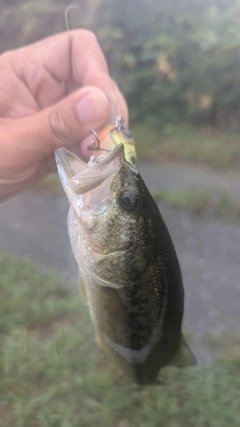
[2, 0, 240, 127]
[151, 189, 240, 219]
[2, 1, 240, 176]
[204, 330, 240, 363]
[1, 254, 240, 427]
[133, 123, 240, 171]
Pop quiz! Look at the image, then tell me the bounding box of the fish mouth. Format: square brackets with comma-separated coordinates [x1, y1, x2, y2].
[55, 143, 137, 197]
[56, 143, 125, 177]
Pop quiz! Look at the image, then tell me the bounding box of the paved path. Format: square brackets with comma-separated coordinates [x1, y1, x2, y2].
[0, 161, 240, 363]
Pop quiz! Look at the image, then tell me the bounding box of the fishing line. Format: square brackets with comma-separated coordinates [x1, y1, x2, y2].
[65, 4, 80, 32]
[64, 1, 100, 32]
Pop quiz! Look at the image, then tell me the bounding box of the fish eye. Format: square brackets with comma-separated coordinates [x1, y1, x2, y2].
[118, 189, 139, 213]
[130, 155, 136, 166]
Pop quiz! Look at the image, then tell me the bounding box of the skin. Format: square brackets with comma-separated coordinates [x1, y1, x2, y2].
[0, 30, 128, 201]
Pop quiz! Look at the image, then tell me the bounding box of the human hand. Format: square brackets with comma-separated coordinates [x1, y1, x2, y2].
[0, 30, 128, 201]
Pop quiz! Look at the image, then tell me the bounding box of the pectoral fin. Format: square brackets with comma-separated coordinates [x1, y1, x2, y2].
[168, 335, 196, 367]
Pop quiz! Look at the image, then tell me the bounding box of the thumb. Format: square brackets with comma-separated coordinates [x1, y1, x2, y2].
[13, 87, 110, 166]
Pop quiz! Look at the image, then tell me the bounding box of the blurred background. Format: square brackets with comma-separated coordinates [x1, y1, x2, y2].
[2, 0, 240, 130]
[0, 1, 240, 426]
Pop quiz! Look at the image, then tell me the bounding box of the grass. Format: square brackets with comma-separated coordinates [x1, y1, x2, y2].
[204, 331, 240, 364]
[132, 123, 240, 171]
[151, 189, 240, 220]
[1, 254, 240, 426]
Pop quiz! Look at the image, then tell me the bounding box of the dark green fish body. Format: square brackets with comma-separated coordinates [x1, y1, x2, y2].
[56, 143, 196, 384]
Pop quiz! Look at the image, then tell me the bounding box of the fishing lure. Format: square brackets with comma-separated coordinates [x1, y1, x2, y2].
[88, 112, 137, 168]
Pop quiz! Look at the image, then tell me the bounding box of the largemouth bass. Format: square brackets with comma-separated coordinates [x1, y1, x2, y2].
[55, 124, 196, 385]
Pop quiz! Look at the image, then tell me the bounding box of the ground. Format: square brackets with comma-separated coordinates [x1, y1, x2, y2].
[0, 136, 240, 426]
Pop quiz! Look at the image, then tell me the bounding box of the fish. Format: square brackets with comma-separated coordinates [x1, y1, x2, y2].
[55, 122, 196, 385]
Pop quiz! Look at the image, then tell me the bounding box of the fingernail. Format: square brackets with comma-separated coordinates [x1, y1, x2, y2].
[77, 91, 106, 126]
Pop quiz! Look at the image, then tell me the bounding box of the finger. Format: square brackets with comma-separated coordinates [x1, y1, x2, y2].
[2, 86, 109, 171]
[70, 33, 128, 122]
[70, 32, 128, 121]
[14, 30, 109, 101]
[14, 30, 128, 120]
